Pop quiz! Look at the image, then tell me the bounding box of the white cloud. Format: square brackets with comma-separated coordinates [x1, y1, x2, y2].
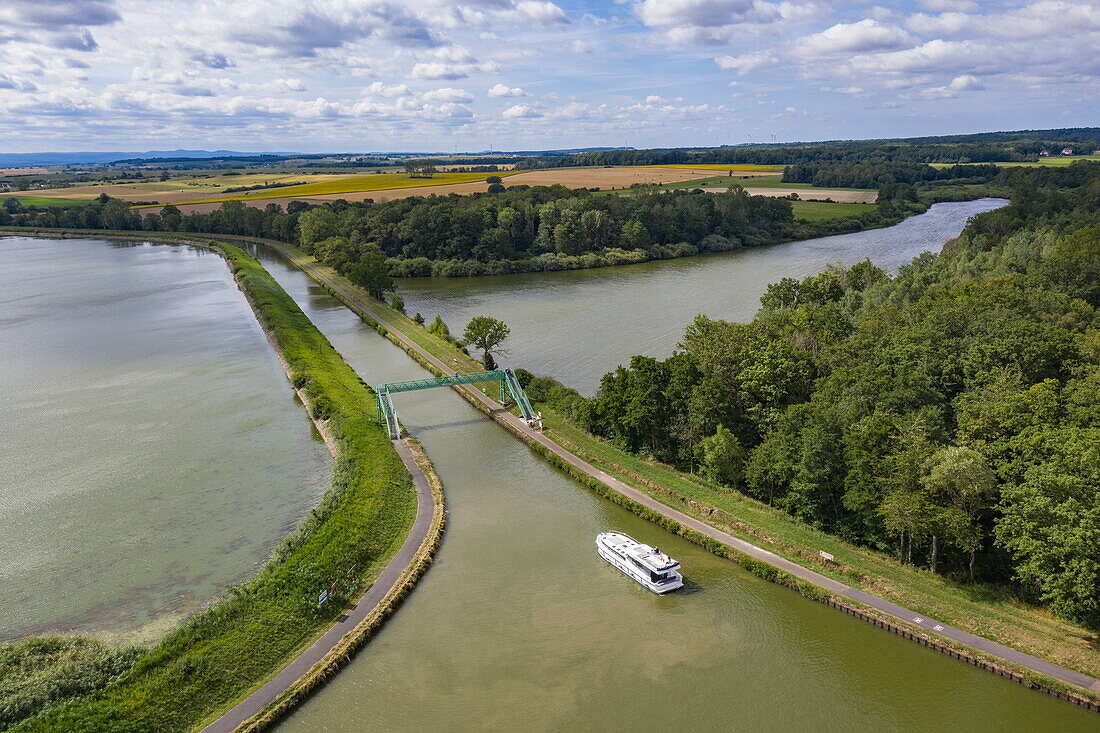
[411, 60, 499, 80]
[796, 20, 913, 57]
[632, 0, 791, 45]
[847, 39, 990, 76]
[502, 103, 540, 118]
[488, 83, 526, 98]
[570, 39, 595, 53]
[422, 87, 475, 102]
[715, 51, 776, 74]
[948, 74, 984, 90]
[505, 1, 569, 25]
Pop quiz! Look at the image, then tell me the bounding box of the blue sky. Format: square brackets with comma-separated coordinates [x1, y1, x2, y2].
[0, 0, 1096, 152]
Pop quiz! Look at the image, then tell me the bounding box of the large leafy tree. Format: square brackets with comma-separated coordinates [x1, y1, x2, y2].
[462, 316, 510, 366]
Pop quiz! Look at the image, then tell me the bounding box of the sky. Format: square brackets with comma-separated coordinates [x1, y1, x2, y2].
[0, 0, 1096, 153]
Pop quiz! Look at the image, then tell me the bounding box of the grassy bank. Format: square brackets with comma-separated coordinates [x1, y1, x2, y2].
[9, 244, 418, 731]
[255, 246, 1099, 696]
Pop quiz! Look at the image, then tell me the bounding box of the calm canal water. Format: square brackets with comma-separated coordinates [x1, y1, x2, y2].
[398, 198, 1008, 393]
[247, 205, 1095, 731]
[0, 237, 330, 642]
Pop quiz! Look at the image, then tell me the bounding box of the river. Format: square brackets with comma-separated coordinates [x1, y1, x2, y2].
[0, 237, 330, 642]
[244, 199, 1094, 731]
[397, 199, 1008, 394]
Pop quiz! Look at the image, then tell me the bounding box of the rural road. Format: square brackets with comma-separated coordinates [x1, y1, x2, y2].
[201, 437, 436, 733]
[261, 238, 1100, 697]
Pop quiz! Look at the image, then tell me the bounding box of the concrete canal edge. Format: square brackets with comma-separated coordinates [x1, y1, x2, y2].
[249, 237, 1100, 713]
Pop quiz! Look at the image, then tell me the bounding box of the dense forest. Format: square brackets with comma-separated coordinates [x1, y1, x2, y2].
[528, 161, 1100, 625]
[781, 162, 999, 189]
[0, 180, 929, 278]
[520, 128, 1099, 168]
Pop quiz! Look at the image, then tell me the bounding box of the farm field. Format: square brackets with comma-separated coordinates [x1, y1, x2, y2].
[17, 172, 351, 202]
[6, 196, 92, 208]
[733, 187, 878, 203]
[143, 166, 732, 212]
[654, 163, 785, 172]
[932, 155, 1100, 168]
[790, 200, 877, 220]
[146, 170, 521, 207]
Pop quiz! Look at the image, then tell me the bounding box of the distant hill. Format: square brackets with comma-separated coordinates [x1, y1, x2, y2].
[0, 150, 295, 167]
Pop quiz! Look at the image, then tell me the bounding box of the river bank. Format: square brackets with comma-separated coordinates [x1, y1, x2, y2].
[3, 239, 439, 732]
[248, 236, 1099, 711]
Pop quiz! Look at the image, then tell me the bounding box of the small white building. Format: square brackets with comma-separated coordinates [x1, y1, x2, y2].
[1062, 147, 1074, 155]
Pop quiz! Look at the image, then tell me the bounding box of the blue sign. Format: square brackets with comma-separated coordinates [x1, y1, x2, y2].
[318, 590, 329, 606]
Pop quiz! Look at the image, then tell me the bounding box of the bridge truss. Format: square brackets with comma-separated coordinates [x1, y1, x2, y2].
[375, 368, 541, 439]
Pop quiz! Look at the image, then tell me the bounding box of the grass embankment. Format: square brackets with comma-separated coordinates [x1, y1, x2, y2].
[0, 638, 140, 730]
[268, 248, 1099, 693]
[139, 170, 522, 208]
[11, 244, 418, 732]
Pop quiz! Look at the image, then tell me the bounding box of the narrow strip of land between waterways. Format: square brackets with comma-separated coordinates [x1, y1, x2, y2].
[1, 235, 444, 732]
[256, 238, 1100, 703]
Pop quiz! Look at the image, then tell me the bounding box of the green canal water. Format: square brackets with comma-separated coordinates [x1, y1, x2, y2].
[0, 237, 330, 642]
[245, 207, 1095, 731]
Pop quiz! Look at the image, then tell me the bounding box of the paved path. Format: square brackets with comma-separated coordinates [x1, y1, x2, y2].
[263, 240, 1100, 696]
[202, 438, 435, 732]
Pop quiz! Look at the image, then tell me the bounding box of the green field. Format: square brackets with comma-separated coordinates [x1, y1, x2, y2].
[930, 156, 1100, 169]
[6, 196, 93, 208]
[791, 200, 877, 220]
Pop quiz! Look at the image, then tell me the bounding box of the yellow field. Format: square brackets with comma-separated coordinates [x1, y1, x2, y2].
[654, 164, 786, 172]
[125, 173, 349, 193]
[147, 171, 521, 208]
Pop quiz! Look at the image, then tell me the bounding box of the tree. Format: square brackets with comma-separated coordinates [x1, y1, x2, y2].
[698, 424, 747, 487]
[404, 159, 437, 178]
[921, 446, 995, 578]
[428, 315, 452, 340]
[487, 183, 506, 194]
[345, 247, 393, 300]
[486, 175, 503, 184]
[298, 207, 339, 250]
[463, 316, 510, 365]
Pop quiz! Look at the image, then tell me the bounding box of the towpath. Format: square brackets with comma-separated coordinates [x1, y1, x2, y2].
[201, 438, 436, 732]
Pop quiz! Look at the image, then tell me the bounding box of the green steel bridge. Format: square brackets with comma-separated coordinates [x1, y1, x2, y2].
[375, 368, 540, 439]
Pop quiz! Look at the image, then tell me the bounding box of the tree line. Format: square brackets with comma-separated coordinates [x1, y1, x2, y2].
[529, 162, 1100, 625]
[515, 129, 1099, 169]
[0, 182, 925, 280]
[781, 162, 999, 189]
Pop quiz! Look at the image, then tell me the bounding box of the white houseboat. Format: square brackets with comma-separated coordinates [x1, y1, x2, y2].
[596, 532, 683, 593]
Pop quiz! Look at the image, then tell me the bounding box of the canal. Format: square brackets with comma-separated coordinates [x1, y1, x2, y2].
[0, 237, 330, 642]
[244, 200, 1094, 731]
